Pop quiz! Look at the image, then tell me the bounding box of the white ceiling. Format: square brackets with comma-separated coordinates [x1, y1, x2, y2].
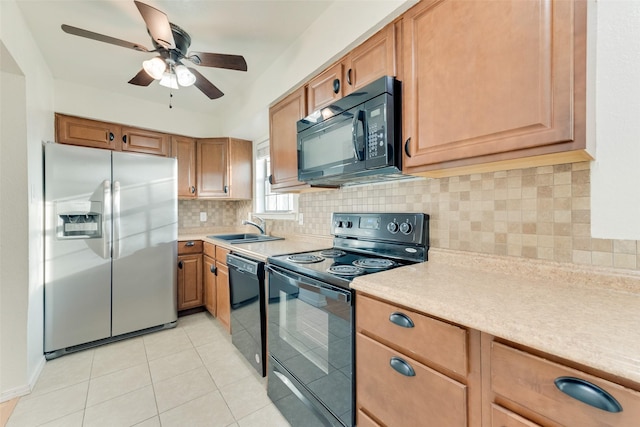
[16, 0, 335, 115]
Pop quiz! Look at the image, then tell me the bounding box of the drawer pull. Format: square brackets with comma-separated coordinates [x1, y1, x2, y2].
[185, 241, 195, 247]
[389, 312, 415, 328]
[390, 356, 415, 377]
[554, 376, 623, 413]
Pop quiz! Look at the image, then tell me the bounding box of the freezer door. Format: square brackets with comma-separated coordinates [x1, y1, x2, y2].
[44, 144, 112, 352]
[111, 151, 177, 335]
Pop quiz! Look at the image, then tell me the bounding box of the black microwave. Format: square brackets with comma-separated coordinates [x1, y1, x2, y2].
[297, 76, 403, 187]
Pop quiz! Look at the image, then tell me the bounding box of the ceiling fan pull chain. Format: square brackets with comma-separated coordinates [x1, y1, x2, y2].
[169, 91, 173, 109]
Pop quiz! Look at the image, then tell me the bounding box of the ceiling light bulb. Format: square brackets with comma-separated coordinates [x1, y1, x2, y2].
[175, 65, 196, 87]
[159, 72, 179, 90]
[142, 57, 166, 80]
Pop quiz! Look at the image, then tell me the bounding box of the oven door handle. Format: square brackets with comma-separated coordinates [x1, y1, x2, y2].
[267, 264, 351, 303]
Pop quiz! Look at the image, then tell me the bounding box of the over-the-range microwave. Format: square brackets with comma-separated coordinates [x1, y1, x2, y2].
[297, 76, 405, 187]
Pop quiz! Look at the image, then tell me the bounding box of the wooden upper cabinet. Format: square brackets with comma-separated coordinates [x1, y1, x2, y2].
[401, 0, 590, 177]
[172, 136, 197, 199]
[307, 62, 344, 112]
[269, 86, 309, 192]
[197, 137, 252, 200]
[121, 126, 170, 157]
[343, 23, 398, 96]
[56, 113, 121, 150]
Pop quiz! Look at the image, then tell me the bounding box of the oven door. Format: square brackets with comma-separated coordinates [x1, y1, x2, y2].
[266, 264, 354, 427]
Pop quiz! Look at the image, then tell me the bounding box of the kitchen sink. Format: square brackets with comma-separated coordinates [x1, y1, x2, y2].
[208, 233, 284, 244]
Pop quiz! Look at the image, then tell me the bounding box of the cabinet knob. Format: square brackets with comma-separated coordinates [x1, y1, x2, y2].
[347, 69, 353, 85]
[210, 265, 217, 275]
[224, 185, 228, 194]
[554, 377, 623, 413]
[404, 137, 412, 158]
[389, 312, 415, 328]
[390, 357, 416, 377]
[122, 135, 127, 144]
[268, 175, 274, 185]
[108, 132, 115, 141]
[178, 261, 183, 269]
[332, 78, 340, 94]
[190, 186, 196, 194]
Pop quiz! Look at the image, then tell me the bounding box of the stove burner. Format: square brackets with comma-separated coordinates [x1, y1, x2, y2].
[353, 258, 398, 270]
[320, 249, 346, 258]
[286, 254, 324, 264]
[328, 265, 365, 276]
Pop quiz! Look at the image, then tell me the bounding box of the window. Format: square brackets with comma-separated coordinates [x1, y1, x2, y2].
[255, 140, 297, 217]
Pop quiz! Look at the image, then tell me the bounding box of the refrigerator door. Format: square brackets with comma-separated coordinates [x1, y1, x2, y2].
[44, 144, 112, 352]
[111, 151, 177, 335]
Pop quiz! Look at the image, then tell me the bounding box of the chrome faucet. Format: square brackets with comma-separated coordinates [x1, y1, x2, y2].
[242, 216, 266, 235]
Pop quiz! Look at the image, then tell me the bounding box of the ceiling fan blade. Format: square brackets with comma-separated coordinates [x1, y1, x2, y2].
[61, 24, 149, 52]
[188, 52, 248, 72]
[188, 68, 224, 99]
[128, 69, 155, 86]
[134, 1, 175, 50]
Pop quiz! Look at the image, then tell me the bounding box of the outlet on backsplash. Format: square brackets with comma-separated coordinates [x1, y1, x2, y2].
[200, 212, 207, 222]
[298, 213, 303, 225]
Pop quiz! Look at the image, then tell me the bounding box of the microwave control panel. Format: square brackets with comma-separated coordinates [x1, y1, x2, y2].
[366, 104, 386, 160]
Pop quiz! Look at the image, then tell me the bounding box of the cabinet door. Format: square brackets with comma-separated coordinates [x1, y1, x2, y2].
[55, 114, 121, 150]
[344, 23, 397, 96]
[197, 138, 228, 198]
[177, 254, 203, 311]
[307, 62, 343, 112]
[203, 255, 217, 316]
[215, 261, 230, 333]
[402, 0, 587, 174]
[269, 86, 309, 192]
[172, 136, 197, 199]
[227, 138, 253, 200]
[121, 127, 170, 157]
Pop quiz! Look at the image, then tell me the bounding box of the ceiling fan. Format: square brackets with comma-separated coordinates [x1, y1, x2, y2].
[61, 0, 247, 99]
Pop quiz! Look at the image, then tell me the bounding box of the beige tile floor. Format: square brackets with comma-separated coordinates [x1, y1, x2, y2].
[7, 312, 291, 427]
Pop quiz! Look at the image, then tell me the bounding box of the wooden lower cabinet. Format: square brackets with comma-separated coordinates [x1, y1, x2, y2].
[490, 405, 541, 427]
[215, 260, 230, 333]
[177, 253, 203, 311]
[203, 254, 217, 316]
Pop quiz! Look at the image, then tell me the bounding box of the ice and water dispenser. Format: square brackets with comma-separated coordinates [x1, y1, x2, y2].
[56, 200, 102, 239]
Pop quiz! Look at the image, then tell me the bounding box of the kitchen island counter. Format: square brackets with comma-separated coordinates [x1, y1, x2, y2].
[351, 248, 640, 385]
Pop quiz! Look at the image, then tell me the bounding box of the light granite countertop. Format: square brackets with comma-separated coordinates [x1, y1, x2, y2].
[178, 228, 332, 261]
[351, 248, 640, 385]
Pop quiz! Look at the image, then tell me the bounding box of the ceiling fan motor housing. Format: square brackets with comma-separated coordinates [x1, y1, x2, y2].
[150, 23, 191, 57]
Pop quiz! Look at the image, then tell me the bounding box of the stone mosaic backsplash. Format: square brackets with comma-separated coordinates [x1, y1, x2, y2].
[180, 162, 640, 271]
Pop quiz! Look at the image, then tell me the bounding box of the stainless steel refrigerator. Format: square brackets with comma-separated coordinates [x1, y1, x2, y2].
[44, 143, 177, 359]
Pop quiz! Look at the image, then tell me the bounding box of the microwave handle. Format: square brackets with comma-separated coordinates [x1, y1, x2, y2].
[351, 110, 366, 161]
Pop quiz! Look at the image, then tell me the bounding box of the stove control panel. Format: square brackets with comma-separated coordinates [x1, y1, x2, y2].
[332, 212, 429, 245]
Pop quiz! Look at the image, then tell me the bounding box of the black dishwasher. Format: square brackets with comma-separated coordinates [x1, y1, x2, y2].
[226, 253, 266, 377]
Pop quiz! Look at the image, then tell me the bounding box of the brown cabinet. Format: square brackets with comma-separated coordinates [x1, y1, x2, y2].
[121, 126, 170, 157]
[56, 113, 121, 151]
[307, 62, 344, 113]
[172, 136, 197, 199]
[197, 138, 252, 200]
[356, 293, 481, 426]
[486, 340, 640, 427]
[177, 240, 204, 311]
[214, 246, 231, 333]
[203, 242, 217, 316]
[268, 86, 310, 192]
[343, 23, 398, 96]
[401, 0, 590, 177]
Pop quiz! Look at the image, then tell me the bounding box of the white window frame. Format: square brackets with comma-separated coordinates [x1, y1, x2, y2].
[253, 139, 298, 220]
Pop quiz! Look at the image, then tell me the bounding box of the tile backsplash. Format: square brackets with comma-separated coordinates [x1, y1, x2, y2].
[180, 162, 640, 271]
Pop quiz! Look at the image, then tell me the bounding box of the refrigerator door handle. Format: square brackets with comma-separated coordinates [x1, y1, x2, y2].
[113, 181, 121, 259]
[102, 180, 112, 259]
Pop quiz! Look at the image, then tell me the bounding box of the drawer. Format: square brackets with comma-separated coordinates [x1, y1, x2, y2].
[491, 342, 640, 427]
[203, 242, 215, 258]
[356, 333, 467, 427]
[178, 240, 202, 255]
[356, 409, 381, 427]
[356, 294, 468, 376]
[215, 245, 230, 263]
[491, 404, 540, 427]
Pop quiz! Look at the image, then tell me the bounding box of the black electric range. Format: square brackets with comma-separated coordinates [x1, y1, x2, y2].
[268, 212, 430, 289]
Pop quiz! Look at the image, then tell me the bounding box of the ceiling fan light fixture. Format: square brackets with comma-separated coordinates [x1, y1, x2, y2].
[142, 57, 166, 80]
[174, 65, 196, 87]
[159, 72, 179, 90]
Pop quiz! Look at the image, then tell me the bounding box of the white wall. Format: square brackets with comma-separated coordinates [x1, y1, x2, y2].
[591, 0, 640, 240]
[0, 0, 53, 401]
[54, 80, 221, 138]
